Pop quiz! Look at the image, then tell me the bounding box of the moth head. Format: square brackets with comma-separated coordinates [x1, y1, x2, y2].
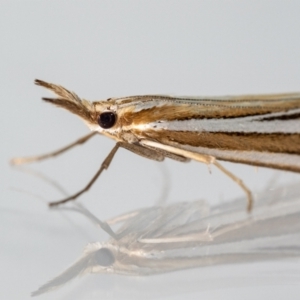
[35, 79, 119, 135]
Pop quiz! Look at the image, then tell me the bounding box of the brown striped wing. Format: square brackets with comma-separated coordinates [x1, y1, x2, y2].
[124, 93, 300, 172]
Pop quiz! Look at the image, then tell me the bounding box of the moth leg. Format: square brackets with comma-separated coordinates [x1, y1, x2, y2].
[120, 143, 165, 161]
[49, 142, 166, 206]
[10, 132, 97, 165]
[213, 160, 253, 212]
[143, 145, 190, 162]
[49, 142, 121, 206]
[140, 140, 253, 211]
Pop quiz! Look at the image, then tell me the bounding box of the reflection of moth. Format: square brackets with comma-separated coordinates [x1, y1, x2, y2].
[12, 80, 300, 211]
[32, 183, 300, 296]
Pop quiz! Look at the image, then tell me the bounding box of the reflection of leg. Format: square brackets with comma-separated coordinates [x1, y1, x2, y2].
[155, 163, 171, 206]
[74, 203, 118, 239]
[13, 166, 69, 197]
[213, 160, 253, 212]
[10, 132, 97, 165]
[49, 142, 121, 206]
[105, 207, 156, 225]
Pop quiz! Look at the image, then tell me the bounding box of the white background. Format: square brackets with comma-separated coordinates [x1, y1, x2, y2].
[1, 1, 300, 299]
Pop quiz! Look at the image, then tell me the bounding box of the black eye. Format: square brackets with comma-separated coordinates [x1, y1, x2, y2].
[98, 111, 116, 129]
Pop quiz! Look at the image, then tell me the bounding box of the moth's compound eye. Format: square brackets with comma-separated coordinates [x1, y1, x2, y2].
[94, 248, 115, 266]
[98, 111, 116, 129]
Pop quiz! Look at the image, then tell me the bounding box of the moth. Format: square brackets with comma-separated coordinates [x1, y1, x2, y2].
[32, 181, 300, 296]
[11, 80, 300, 211]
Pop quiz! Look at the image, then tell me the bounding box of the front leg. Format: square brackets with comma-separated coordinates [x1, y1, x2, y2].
[10, 132, 97, 165]
[49, 142, 121, 206]
[48, 142, 166, 206]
